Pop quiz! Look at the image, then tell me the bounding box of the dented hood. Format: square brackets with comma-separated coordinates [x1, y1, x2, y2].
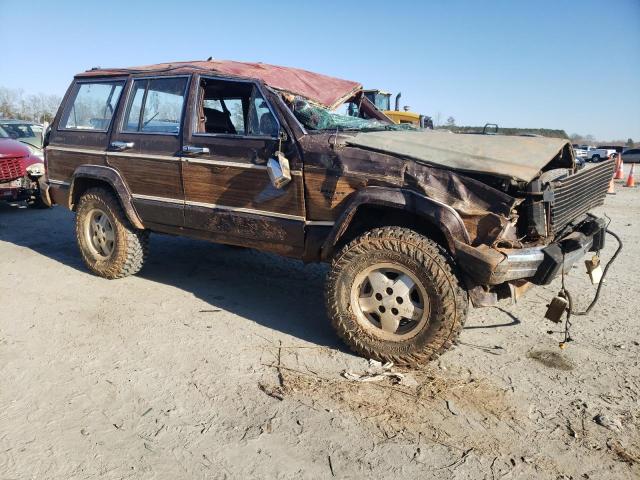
[344, 130, 573, 182]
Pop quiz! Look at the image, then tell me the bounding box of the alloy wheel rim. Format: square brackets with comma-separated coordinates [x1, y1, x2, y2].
[350, 262, 430, 341]
[85, 208, 115, 259]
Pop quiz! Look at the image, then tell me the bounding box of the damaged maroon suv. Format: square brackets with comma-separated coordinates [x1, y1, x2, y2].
[0, 126, 47, 207]
[42, 60, 617, 365]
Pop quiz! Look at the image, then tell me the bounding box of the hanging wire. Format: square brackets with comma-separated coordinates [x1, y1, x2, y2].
[570, 229, 622, 316]
[557, 228, 623, 347]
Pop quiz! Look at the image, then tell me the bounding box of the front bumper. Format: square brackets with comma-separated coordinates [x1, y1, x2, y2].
[456, 215, 607, 286]
[38, 176, 53, 207]
[0, 176, 38, 202]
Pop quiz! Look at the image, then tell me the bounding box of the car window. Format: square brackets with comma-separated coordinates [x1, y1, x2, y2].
[61, 81, 124, 130]
[196, 78, 278, 137]
[249, 93, 278, 136]
[203, 98, 245, 134]
[0, 122, 43, 148]
[123, 77, 188, 134]
[1, 123, 34, 138]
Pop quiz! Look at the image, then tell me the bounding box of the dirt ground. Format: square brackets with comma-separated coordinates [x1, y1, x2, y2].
[1, 169, 639, 479]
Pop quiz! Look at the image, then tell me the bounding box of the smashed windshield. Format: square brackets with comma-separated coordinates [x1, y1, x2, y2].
[290, 97, 415, 132]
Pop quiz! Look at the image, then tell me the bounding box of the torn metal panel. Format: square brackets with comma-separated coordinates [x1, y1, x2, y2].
[303, 133, 520, 248]
[344, 130, 574, 182]
[402, 161, 519, 245]
[78, 60, 362, 110]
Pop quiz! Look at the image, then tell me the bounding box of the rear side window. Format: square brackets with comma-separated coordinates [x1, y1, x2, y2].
[123, 77, 188, 134]
[61, 81, 124, 130]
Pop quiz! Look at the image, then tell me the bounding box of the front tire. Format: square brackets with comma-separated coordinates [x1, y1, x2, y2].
[75, 187, 148, 279]
[325, 227, 468, 366]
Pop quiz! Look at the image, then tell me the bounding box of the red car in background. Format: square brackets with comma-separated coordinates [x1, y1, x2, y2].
[0, 125, 48, 207]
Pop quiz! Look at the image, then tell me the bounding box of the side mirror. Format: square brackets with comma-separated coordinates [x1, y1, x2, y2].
[267, 151, 292, 189]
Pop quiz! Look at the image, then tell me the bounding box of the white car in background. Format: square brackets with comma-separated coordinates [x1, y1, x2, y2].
[587, 147, 617, 162]
[572, 144, 588, 159]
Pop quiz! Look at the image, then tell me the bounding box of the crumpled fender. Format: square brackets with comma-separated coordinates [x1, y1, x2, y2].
[320, 186, 471, 260]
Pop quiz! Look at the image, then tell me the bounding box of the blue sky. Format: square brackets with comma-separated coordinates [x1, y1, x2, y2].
[1, 0, 638, 140]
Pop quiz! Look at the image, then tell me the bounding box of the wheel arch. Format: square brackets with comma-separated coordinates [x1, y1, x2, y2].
[320, 186, 470, 261]
[69, 165, 144, 230]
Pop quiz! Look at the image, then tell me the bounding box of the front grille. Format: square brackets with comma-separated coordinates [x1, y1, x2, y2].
[0, 157, 26, 182]
[549, 160, 614, 233]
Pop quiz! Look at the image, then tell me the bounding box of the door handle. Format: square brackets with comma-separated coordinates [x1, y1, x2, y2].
[110, 141, 134, 151]
[182, 145, 210, 155]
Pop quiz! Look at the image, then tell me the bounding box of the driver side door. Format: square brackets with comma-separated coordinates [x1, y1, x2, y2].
[180, 75, 305, 257]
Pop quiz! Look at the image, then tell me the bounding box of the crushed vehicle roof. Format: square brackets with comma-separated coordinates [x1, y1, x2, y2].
[77, 60, 362, 109]
[344, 130, 573, 183]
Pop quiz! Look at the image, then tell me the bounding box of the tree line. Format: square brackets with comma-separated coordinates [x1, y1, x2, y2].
[435, 122, 569, 139]
[434, 116, 635, 147]
[0, 86, 62, 123]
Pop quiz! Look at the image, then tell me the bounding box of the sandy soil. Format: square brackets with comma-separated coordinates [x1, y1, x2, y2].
[1, 170, 638, 479]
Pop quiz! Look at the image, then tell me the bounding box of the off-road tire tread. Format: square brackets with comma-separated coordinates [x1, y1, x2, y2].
[325, 227, 468, 366]
[75, 187, 148, 279]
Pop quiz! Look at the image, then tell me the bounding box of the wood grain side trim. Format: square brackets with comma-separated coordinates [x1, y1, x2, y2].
[185, 158, 267, 169]
[48, 179, 71, 186]
[46, 146, 106, 155]
[108, 152, 181, 162]
[47, 146, 304, 172]
[131, 193, 183, 204]
[303, 169, 364, 220]
[132, 193, 305, 221]
[185, 200, 304, 221]
[182, 162, 305, 217]
[46, 149, 106, 180]
[305, 220, 335, 226]
[185, 158, 303, 175]
[108, 157, 183, 199]
[48, 147, 181, 162]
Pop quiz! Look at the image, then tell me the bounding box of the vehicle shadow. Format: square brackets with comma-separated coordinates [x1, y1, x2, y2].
[0, 203, 342, 350]
[463, 307, 521, 330]
[0, 202, 87, 270]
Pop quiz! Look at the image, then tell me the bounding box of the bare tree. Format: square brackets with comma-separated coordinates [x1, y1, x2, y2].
[0, 86, 61, 123]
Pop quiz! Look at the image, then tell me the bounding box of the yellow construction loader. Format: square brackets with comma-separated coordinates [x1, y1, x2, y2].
[362, 89, 433, 129]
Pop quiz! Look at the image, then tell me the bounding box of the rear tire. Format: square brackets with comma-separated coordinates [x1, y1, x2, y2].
[325, 227, 468, 366]
[75, 187, 148, 279]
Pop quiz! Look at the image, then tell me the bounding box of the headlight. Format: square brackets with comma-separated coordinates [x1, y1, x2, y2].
[26, 163, 45, 176]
